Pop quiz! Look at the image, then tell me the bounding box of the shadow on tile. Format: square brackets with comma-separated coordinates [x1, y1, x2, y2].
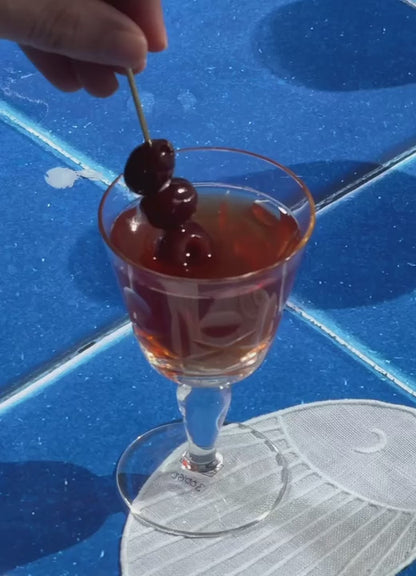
[227, 159, 416, 308]
[226, 159, 379, 208]
[293, 167, 416, 309]
[67, 226, 122, 304]
[288, 159, 379, 205]
[0, 461, 134, 572]
[253, 0, 416, 90]
[222, 160, 380, 204]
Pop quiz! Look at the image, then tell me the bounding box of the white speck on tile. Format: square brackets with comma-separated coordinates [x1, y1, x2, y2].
[177, 90, 197, 112]
[45, 167, 79, 189]
[45, 167, 103, 188]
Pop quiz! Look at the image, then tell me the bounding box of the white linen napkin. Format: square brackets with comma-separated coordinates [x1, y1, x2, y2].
[121, 400, 416, 576]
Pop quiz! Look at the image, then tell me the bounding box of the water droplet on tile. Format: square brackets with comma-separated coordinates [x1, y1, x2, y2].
[45, 167, 103, 189]
[45, 167, 79, 189]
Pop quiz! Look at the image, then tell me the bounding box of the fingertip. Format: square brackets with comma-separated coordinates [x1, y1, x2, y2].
[147, 22, 168, 53]
[88, 77, 119, 98]
[120, 0, 168, 53]
[73, 61, 120, 98]
[149, 35, 168, 53]
[59, 82, 83, 93]
[102, 30, 148, 69]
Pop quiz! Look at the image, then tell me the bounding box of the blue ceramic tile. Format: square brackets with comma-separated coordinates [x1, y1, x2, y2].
[1, 0, 416, 204]
[292, 157, 416, 390]
[1, 310, 415, 575]
[0, 121, 125, 392]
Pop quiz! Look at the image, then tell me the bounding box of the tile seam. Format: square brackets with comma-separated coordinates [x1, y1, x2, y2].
[0, 99, 116, 187]
[316, 145, 416, 212]
[1, 302, 414, 413]
[0, 319, 132, 414]
[287, 302, 416, 398]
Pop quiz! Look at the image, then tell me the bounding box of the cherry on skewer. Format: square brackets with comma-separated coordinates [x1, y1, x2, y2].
[124, 69, 175, 195]
[140, 178, 197, 229]
[124, 69, 212, 269]
[124, 139, 175, 195]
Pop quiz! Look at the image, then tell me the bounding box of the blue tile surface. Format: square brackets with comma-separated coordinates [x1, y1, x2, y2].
[1, 311, 415, 576]
[293, 157, 416, 389]
[0, 121, 125, 392]
[1, 0, 416, 572]
[1, 0, 416, 204]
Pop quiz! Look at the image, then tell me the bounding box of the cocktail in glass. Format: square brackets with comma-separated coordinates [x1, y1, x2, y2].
[99, 147, 315, 537]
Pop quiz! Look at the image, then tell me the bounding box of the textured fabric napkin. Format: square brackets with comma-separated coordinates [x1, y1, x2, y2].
[121, 400, 416, 576]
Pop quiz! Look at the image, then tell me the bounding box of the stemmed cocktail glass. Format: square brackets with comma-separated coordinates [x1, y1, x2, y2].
[99, 145, 315, 537]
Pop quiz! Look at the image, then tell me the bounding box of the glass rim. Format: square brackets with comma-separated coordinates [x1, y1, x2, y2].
[98, 146, 316, 285]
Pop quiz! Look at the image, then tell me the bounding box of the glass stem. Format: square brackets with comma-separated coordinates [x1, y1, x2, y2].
[176, 384, 232, 475]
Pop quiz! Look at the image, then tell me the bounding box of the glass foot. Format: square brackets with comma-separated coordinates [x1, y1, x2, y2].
[116, 421, 287, 538]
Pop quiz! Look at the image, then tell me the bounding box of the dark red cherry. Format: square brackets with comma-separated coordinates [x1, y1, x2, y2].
[156, 222, 213, 268]
[140, 177, 198, 229]
[124, 139, 175, 195]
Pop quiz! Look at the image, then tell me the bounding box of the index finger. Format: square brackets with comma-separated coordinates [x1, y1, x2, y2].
[109, 0, 167, 51]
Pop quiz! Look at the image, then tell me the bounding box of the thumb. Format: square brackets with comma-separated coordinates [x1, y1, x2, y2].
[0, 0, 148, 69]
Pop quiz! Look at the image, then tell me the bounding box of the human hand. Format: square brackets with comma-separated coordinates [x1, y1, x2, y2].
[0, 0, 167, 97]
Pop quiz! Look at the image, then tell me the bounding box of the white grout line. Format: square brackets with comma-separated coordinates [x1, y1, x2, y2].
[287, 301, 416, 397]
[0, 321, 132, 415]
[316, 145, 416, 214]
[401, 0, 416, 9]
[0, 100, 116, 187]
